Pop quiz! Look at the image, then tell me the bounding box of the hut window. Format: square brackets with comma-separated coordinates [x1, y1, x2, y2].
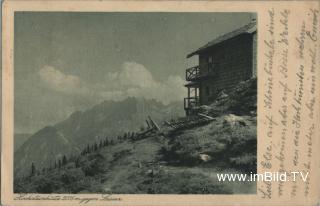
[205, 86, 210, 96]
[207, 56, 214, 72]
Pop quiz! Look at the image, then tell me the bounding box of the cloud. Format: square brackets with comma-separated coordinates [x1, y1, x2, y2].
[101, 62, 186, 104]
[38, 62, 186, 105]
[38, 65, 88, 95]
[106, 62, 155, 88]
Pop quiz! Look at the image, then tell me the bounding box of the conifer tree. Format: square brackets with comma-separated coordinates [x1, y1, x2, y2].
[31, 162, 36, 176]
[104, 137, 108, 146]
[131, 132, 135, 140]
[62, 155, 67, 165]
[75, 157, 80, 168]
[86, 144, 90, 154]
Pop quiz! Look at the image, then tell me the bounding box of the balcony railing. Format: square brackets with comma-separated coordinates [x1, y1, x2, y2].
[186, 63, 216, 81]
[186, 66, 200, 81]
[184, 97, 200, 111]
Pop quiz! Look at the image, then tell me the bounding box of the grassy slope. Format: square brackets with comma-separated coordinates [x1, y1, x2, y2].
[15, 117, 256, 194]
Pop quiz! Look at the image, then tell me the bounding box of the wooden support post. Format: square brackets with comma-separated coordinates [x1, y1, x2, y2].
[148, 116, 160, 131]
[164, 121, 172, 127]
[195, 87, 198, 105]
[146, 120, 151, 129]
[198, 113, 215, 120]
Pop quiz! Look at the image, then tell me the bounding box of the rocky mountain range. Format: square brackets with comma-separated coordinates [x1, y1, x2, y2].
[14, 97, 184, 177]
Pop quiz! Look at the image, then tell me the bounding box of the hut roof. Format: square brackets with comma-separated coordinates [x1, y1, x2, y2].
[187, 21, 256, 58]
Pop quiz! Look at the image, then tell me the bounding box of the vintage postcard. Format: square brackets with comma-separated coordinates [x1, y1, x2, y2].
[1, 0, 319, 205]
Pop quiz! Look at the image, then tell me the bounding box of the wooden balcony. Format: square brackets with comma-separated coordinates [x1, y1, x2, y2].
[185, 63, 216, 81]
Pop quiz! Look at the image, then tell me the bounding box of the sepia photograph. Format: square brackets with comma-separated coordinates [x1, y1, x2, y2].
[2, 0, 320, 206]
[13, 12, 257, 194]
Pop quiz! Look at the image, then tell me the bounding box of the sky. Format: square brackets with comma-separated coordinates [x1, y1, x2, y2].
[14, 12, 254, 134]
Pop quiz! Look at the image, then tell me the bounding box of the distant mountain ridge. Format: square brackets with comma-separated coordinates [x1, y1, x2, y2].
[14, 133, 31, 151]
[14, 126, 80, 177]
[14, 97, 184, 177]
